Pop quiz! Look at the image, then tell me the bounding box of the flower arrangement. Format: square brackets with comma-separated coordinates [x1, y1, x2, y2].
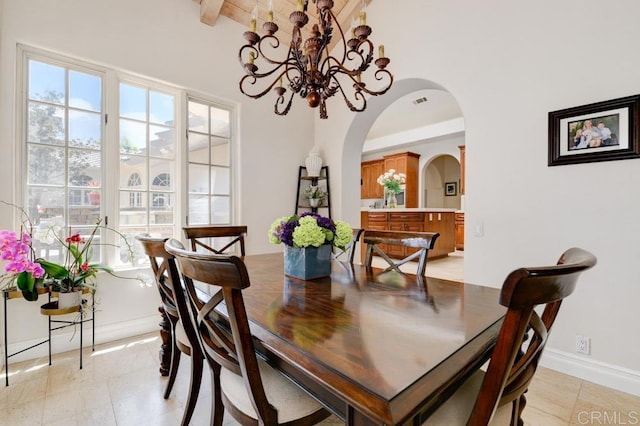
[377, 169, 406, 193]
[0, 202, 135, 301]
[268, 213, 352, 250]
[303, 185, 328, 201]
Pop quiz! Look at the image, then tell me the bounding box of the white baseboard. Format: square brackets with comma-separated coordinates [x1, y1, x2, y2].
[542, 348, 640, 397]
[2, 316, 160, 365]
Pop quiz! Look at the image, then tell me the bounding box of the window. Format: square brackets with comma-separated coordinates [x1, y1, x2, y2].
[25, 57, 104, 263]
[21, 48, 235, 267]
[187, 98, 232, 225]
[118, 82, 176, 240]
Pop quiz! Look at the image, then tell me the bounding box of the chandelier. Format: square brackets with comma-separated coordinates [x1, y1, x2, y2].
[238, 0, 393, 119]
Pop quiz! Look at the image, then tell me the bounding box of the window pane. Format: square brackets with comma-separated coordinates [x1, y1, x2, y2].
[149, 125, 174, 158]
[149, 91, 174, 125]
[69, 110, 101, 148]
[69, 70, 101, 112]
[211, 166, 230, 195]
[29, 61, 65, 104]
[188, 132, 209, 163]
[68, 149, 101, 187]
[150, 192, 173, 224]
[211, 196, 230, 224]
[28, 102, 65, 145]
[28, 145, 65, 185]
[188, 100, 209, 133]
[119, 83, 147, 120]
[188, 195, 209, 225]
[28, 187, 65, 221]
[211, 137, 229, 166]
[210, 106, 230, 137]
[150, 160, 173, 191]
[189, 164, 209, 193]
[120, 119, 147, 153]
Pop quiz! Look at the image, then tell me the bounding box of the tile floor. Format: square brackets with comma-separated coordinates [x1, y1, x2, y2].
[1, 252, 638, 425]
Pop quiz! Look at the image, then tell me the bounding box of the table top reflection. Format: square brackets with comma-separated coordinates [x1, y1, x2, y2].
[238, 253, 505, 425]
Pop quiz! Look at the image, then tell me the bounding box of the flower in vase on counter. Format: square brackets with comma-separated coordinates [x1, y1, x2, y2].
[268, 213, 353, 250]
[377, 169, 406, 193]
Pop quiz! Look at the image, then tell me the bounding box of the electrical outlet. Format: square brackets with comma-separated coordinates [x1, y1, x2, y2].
[576, 335, 590, 355]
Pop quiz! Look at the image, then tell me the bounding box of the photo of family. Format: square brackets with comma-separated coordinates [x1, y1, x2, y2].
[568, 114, 619, 151]
[548, 94, 640, 166]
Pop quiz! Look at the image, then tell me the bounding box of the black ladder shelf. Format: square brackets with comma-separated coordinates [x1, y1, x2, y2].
[295, 165, 331, 218]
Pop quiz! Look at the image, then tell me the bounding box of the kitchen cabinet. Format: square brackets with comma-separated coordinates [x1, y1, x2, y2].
[361, 152, 419, 207]
[360, 159, 384, 199]
[455, 212, 464, 250]
[388, 212, 424, 257]
[360, 210, 455, 261]
[382, 152, 420, 208]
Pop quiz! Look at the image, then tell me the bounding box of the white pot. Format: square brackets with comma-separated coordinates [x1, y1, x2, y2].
[305, 146, 323, 177]
[58, 291, 82, 309]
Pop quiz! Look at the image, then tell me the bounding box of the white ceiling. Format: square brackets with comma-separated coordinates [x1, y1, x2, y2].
[365, 89, 463, 141]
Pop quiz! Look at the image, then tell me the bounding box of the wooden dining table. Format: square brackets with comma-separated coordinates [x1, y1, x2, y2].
[232, 253, 506, 425]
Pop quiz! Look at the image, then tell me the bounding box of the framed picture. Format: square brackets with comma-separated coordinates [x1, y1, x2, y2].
[445, 182, 457, 196]
[548, 94, 640, 166]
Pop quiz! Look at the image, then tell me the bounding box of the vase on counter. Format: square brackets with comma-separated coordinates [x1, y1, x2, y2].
[386, 190, 398, 208]
[305, 146, 323, 177]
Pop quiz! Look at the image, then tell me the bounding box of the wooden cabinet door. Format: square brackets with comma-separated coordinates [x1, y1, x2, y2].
[455, 212, 465, 250]
[361, 163, 371, 198]
[370, 160, 385, 198]
[361, 160, 385, 199]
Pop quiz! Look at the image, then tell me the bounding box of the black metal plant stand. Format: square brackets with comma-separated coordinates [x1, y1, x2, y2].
[3, 288, 95, 386]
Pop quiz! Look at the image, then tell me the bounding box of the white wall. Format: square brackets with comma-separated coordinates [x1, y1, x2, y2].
[317, 0, 640, 395]
[0, 0, 314, 358]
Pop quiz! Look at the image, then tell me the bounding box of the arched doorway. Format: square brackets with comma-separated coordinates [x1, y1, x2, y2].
[423, 154, 461, 209]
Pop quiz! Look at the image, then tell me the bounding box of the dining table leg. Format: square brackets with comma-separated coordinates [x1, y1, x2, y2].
[158, 305, 171, 376]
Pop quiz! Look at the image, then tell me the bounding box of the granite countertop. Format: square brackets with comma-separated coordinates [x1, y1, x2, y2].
[361, 207, 459, 213]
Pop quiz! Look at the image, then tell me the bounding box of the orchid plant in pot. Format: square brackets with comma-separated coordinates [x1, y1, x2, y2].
[0, 202, 136, 306]
[268, 213, 352, 280]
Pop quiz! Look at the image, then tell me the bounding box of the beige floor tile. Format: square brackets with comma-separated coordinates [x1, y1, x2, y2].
[569, 380, 640, 425]
[524, 367, 582, 422]
[522, 405, 570, 426]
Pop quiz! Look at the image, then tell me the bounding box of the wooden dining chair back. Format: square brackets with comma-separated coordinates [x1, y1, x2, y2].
[135, 235, 204, 426]
[183, 225, 247, 257]
[363, 230, 440, 276]
[424, 247, 597, 425]
[164, 238, 330, 426]
[332, 228, 364, 263]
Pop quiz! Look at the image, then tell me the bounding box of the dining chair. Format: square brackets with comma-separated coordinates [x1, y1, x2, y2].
[423, 247, 597, 425]
[182, 225, 248, 256]
[363, 230, 440, 276]
[136, 235, 204, 426]
[332, 227, 364, 263]
[164, 238, 332, 426]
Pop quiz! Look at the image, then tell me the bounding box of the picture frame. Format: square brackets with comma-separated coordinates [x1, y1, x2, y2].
[548, 94, 640, 166]
[445, 182, 457, 196]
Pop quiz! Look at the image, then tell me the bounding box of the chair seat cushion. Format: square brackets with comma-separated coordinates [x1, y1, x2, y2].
[174, 320, 191, 355]
[220, 357, 326, 423]
[423, 371, 512, 425]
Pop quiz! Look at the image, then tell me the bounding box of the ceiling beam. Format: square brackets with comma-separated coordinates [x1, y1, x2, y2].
[200, 0, 224, 26]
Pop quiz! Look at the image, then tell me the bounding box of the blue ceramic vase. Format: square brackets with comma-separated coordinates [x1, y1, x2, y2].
[283, 244, 332, 280]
